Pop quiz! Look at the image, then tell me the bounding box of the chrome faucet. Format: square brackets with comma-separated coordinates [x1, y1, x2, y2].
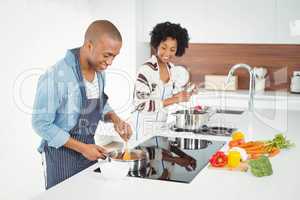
[226, 63, 256, 112]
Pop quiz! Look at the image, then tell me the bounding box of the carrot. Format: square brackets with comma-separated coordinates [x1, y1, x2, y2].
[229, 139, 244, 148]
[238, 141, 265, 148]
[237, 142, 255, 148]
[249, 153, 263, 159]
[245, 145, 268, 155]
[244, 145, 264, 150]
[268, 148, 280, 157]
[243, 144, 265, 151]
[246, 149, 265, 155]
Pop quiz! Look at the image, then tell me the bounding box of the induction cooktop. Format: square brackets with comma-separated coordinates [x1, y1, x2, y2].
[127, 136, 225, 183]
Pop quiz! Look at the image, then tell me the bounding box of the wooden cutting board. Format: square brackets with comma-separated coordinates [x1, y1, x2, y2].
[208, 162, 249, 172]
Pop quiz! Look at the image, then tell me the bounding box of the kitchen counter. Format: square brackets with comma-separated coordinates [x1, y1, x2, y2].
[196, 89, 300, 100]
[31, 110, 300, 200]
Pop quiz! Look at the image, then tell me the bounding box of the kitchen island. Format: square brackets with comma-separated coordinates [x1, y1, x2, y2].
[32, 109, 300, 200]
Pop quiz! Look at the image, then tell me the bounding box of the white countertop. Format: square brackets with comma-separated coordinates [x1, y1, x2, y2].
[196, 89, 300, 101]
[189, 89, 300, 111]
[32, 110, 300, 200]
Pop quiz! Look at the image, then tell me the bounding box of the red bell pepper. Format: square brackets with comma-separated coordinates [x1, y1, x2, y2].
[209, 151, 228, 167]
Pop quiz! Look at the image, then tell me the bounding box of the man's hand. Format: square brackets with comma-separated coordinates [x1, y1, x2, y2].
[184, 155, 197, 170]
[105, 112, 132, 142]
[113, 120, 132, 141]
[80, 144, 107, 161]
[64, 138, 107, 161]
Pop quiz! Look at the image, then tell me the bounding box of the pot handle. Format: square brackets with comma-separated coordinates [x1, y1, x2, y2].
[98, 150, 117, 164]
[97, 157, 109, 165]
[208, 108, 216, 120]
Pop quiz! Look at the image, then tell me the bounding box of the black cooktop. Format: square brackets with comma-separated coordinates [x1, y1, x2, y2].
[127, 136, 225, 183]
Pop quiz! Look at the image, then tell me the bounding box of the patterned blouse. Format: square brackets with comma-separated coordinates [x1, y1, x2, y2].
[134, 55, 175, 113]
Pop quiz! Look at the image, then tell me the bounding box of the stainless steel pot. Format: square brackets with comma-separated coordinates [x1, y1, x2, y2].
[127, 165, 150, 178]
[107, 149, 149, 172]
[172, 109, 214, 130]
[171, 138, 212, 150]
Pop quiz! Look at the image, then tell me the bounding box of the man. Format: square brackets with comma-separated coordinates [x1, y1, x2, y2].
[32, 20, 132, 189]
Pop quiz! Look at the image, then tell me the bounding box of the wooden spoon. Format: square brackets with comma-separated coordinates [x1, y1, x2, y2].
[122, 142, 131, 160]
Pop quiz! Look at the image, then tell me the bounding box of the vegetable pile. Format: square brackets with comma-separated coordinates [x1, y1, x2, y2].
[228, 133, 294, 159]
[209, 132, 295, 177]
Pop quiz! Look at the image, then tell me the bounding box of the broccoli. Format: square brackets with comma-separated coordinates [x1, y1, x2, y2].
[249, 156, 273, 177]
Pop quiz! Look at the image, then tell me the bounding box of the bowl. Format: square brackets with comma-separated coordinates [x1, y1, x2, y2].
[98, 160, 130, 180]
[98, 149, 148, 180]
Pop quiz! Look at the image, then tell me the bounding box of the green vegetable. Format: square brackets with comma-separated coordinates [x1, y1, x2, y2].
[249, 156, 273, 177]
[265, 134, 294, 151]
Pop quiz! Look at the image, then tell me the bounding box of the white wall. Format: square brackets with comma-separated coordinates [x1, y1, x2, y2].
[87, 0, 138, 119]
[0, 0, 139, 199]
[142, 0, 300, 44]
[135, 0, 151, 69]
[277, 0, 300, 43]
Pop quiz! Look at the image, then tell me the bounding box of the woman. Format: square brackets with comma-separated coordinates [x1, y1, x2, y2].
[133, 22, 196, 179]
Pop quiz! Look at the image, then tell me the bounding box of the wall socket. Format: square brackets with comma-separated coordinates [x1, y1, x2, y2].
[293, 71, 300, 76]
[290, 20, 300, 36]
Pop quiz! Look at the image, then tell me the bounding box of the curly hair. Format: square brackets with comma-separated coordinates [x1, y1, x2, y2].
[150, 22, 189, 57]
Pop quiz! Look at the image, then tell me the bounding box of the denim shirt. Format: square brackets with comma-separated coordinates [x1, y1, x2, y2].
[32, 48, 113, 153]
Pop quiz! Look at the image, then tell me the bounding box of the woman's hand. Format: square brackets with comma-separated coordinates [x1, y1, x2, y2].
[162, 91, 192, 107]
[173, 91, 192, 103]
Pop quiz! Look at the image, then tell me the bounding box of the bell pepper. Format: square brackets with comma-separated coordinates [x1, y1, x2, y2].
[209, 151, 228, 167]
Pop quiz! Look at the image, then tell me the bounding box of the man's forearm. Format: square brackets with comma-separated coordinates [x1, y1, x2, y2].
[104, 111, 121, 124]
[64, 137, 86, 154]
[162, 149, 176, 163]
[170, 145, 188, 157]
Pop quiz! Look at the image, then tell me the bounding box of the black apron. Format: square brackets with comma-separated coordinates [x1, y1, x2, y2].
[43, 49, 108, 189]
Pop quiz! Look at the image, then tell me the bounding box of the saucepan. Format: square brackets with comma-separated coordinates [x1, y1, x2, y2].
[172, 106, 215, 130]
